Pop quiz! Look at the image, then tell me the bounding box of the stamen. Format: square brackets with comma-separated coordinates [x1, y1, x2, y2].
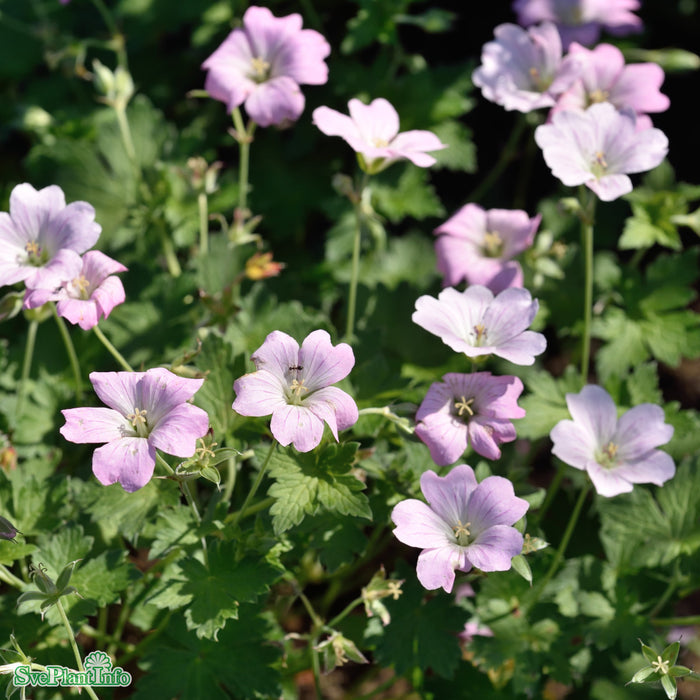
[250, 56, 271, 81]
[603, 442, 618, 459]
[386, 581, 403, 600]
[195, 438, 217, 460]
[71, 275, 91, 298]
[372, 137, 389, 148]
[595, 151, 608, 170]
[453, 520, 472, 546]
[651, 656, 670, 675]
[290, 378, 308, 396]
[25, 241, 41, 257]
[454, 396, 475, 417]
[127, 408, 148, 428]
[472, 324, 488, 344]
[589, 88, 610, 104]
[482, 230, 503, 257]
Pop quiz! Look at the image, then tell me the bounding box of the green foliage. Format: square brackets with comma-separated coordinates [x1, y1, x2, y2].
[365, 561, 465, 678]
[267, 442, 371, 535]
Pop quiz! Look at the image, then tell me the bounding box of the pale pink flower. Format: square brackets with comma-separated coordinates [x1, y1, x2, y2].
[434, 204, 540, 293]
[392, 464, 529, 592]
[312, 98, 446, 173]
[24, 251, 127, 329]
[534, 102, 669, 201]
[233, 330, 358, 452]
[413, 286, 546, 366]
[61, 369, 210, 492]
[202, 6, 330, 127]
[472, 22, 582, 113]
[415, 373, 526, 466]
[512, 0, 642, 47]
[552, 43, 670, 130]
[550, 385, 675, 497]
[0, 183, 101, 295]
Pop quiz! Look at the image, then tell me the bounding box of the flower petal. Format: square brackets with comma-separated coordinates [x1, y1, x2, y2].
[149, 404, 210, 458]
[233, 370, 288, 417]
[244, 75, 305, 127]
[392, 499, 455, 549]
[615, 403, 673, 459]
[299, 329, 355, 390]
[91, 437, 156, 492]
[270, 404, 324, 452]
[305, 386, 358, 438]
[566, 385, 617, 445]
[612, 449, 675, 487]
[466, 525, 523, 571]
[586, 460, 634, 497]
[139, 368, 205, 426]
[416, 546, 467, 593]
[467, 476, 529, 533]
[60, 407, 131, 444]
[420, 465, 478, 526]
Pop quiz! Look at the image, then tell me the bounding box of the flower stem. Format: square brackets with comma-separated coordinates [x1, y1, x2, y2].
[230, 441, 276, 529]
[16, 318, 39, 417]
[55, 598, 101, 700]
[345, 174, 370, 342]
[579, 190, 596, 384]
[115, 104, 137, 167]
[651, 615, 700, 627]
[527, 485, 590, 609]
[232, 108, 255, 216]
[0, 563, 25, 589]
[51, 304, 83, 402]
[198, 192, 209, 255]
[326, 597, 363, 629]
[93, 324, 133, 371]
[533, 462, 565, 525]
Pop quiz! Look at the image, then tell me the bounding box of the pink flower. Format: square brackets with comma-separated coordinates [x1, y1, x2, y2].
[412, 286, 546, 366]
[552, 43, 670, 130]
[232, 330, 358, 452]
[534, 102, 669, 201]
[24, 251, 127, 329]
[391, 464, 529, 592]
[61, 369, 210, 492]
[434, 204, 540, 293]
[550, 385, 675, 497]
[415, 373, 526, 466]
[472, 22, 582, 113]
[202, 6, 330, 127]
[0, 183, 101, 295]
[512, 0, 642, 47]
[460, 621, 494, 644]
[312, 98, 446, 173]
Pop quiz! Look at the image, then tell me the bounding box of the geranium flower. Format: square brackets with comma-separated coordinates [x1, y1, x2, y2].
[512, 0, 642, 47]
[0, 183, 101, 294]
[412, 285, 546, 365]
[472, 22, 582, 113]
[415, 373, 525, 465]
[434, 204, 540, 293]
[232, 330, 358, 452]
[552, 43, 670, 129]
[534, 102, 668, 201]
[312, 98, 446, 173]
[61, 369, 210, 492]
[460, 621, 494, 644]
[202, 5, 330, 127]
[550, 385, 675, 497]
[391, 464, 529, 592]
[24, 251, 127, 329]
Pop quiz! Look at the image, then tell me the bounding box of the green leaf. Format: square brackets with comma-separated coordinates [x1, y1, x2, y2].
[661, 673, 677, 700]
[510, 554, 532, 584]
[267, 443, 371, 535]
[133, 606, 282, 699]
[371, 166, 444, 223]
[152, 541, 280, 640]
[193, 332, 235, 436]
[365, 561, 465, 678]
[517, 366, 581, 440]
[429, 120, 477, 173]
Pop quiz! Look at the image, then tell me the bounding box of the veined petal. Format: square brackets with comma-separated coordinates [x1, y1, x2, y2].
[250, 330, 300, 382]
[89, 371, 143, 417]
[565, 385, 617, 446]
[139, 368, 205, 426]
[613, 450, 675, 487]
[550, 419, 595, 470]
[245, 76, 305, 127]
[415, 413, 468, 467]
[56, 298, 100, 331]
[467, 476, 529, 533]
[416, 546, 467, 592]
[348, 98, 400, 145]
[60, 407, 132, 444]
[420, 465, 478, 526]
[299, 329, 355, 390]
[586, 460, 634, 497]
[91, 276, 126, 322]
[306, 386, 358, 436]
[466, 525, 523, 571]
[312, 106, 361, 141]
[91, 437, 156, 492]
[616, 403, 673, 459]
[392, 499, 455, 548]
[270, 404, 324, 452]
[149, 403, 210, 457]
[233, 370, 288, 417]
[468, 420, 502, 460]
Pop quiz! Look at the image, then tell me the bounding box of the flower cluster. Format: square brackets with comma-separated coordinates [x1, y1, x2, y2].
[0, 183, 126, 329]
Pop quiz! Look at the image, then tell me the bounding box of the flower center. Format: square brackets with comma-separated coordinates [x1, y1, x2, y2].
[250, 56, 271, 83]
[472, 324, 488, 346]
[591, 151, 608, 178]
[651, 655, 670, 675]
[454, 396, 475, 418]
[588, 88, 610, 104]
[127, 408, 149, 437]
[528, 66, 552, 92]
[372, 137, 389, 148]
[24, 240, 48, 267]
[453, 520, 472, 546]
[597, 441, 619, 469]
[482, 230, 504, 258]
[290, 378, 308, 397]
[70, 275, 91, 300]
